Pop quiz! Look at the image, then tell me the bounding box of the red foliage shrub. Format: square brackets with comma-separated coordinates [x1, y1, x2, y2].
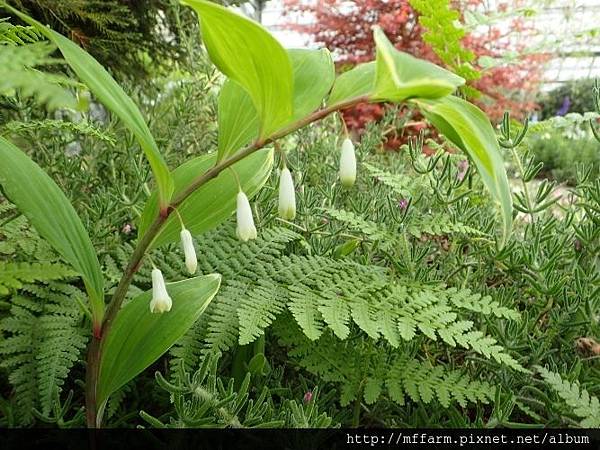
[282, 0, 545, 139]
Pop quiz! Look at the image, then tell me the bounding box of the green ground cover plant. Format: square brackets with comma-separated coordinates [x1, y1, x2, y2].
[0, 0, 598, 430]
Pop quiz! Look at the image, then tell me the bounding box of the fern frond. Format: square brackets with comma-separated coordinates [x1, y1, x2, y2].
[2, 119, 116, 145]
[0, 261, 76, 295]
[363, 162, 423, 197]
[536, 366, 600, 428]
[408, 216, 488, 239]
[0, 41, 77, 110]
[446, 287, 521, 320]
[0, 283, 87, 423]
[410, 0, 480, 89]
[170, 225, 302, 368]
[387, 358, 491, 407]
[324, 207, 391, 243]
[0, 206, 54, 259]
[276, 318, 494, 409]
[0, 19, 42, 45]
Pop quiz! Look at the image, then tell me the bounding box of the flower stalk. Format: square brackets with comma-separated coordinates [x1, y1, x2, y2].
[85, 94, 369, 428]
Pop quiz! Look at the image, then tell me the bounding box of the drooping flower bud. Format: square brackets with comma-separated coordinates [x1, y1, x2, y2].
[180, 228, 197, 274]
[278, 167, 296, 220]
[339, 137, 356, 188]
[150, 268, 172, 313]
[236, 191, 257, 242]
[303, 390, 313, 404]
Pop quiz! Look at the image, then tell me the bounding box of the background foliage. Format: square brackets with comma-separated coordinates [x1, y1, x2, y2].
[0, 0, 599, 430]
[282, 0, 545, 135]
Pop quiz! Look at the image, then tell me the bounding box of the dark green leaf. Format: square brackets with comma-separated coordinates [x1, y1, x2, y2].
[0, 137, 103, 315]
[97, 274, 221, 406]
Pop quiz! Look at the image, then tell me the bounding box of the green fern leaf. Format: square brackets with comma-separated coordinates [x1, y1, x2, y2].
[0, 261, 76, 295]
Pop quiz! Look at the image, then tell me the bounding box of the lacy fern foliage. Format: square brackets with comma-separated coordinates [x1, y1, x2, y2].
[0, 37, 77, 110]
[0, 283, 88, 424]
[537, 367, 600, 428]
[167, 220, 523, 411]
[0, 261, 76, 295]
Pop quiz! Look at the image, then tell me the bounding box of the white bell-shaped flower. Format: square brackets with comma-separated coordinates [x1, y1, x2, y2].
[150, 268, 172, 313]
[339, 137, 356, 188]
[180, 228, 197, 274]
[278, 167, 296, 220]
[236, 191, 257, 241]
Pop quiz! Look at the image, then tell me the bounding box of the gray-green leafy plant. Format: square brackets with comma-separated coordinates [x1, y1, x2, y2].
[0, 0, 514, 427]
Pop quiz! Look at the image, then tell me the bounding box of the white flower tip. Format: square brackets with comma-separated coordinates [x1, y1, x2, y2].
[236, 191, 257, 241]
[180, 228, 198, 274]
[150, 268, 172, 314]
[278, 167, 296, 220]
[339, 138, 357, 188]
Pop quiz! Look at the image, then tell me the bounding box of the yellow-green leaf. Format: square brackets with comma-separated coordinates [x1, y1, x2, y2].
[138, 148, 274, 248]
[373, 27, 464, 102]
[289, 48, 335, 120]
[217, 79, 258, 162]
[327, 62, 376, 107]
[217, 48, 334, 161]
[183, 0, 293, 139]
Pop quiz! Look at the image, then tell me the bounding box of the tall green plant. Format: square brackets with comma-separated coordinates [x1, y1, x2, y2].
[0, 0, 513, 427]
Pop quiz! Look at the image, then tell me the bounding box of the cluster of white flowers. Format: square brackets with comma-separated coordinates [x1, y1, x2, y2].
[151, 137, 357, 313]
[150, 226, 198, 314]
[236, 137, 357, 240]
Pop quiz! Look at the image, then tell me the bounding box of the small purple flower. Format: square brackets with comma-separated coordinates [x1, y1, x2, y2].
[457, 159, 469, 181]
[303, 391, 313, 404]
[556, 96, 571, 116]
[398, 198, 409, 210]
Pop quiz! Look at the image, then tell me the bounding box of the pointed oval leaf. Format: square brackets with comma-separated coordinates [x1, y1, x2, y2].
[0, 137, 103, 313]
[217, 79, 259, 162]
[327, 62, 376, 107]
[5, 6, 174, 209]
[97, 274, 221, 406]
[217, 48, 335, 161]
[288, 48, 335, 120]
[138, 148, 274, 248]
[415, 96, 513, 245]
[183, 0, 293, 138]
[373, 27, 465, 102]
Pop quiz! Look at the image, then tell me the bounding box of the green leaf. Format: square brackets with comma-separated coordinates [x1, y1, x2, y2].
[138, 148, 274, 248]
[372, 27, 464, 102]
[416, 96, 512, 245]
[4, 5, 174, 210]
[0, 137, 104, 316]
[327, 62, 376, 107]
[364, 377, 382, 405]
[183, 0, 293, 139]
[97, 274, 221, 406]
[217, 79, 259, 162]
[288, 48, 335, 120]
[216, 48, 334, 162]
